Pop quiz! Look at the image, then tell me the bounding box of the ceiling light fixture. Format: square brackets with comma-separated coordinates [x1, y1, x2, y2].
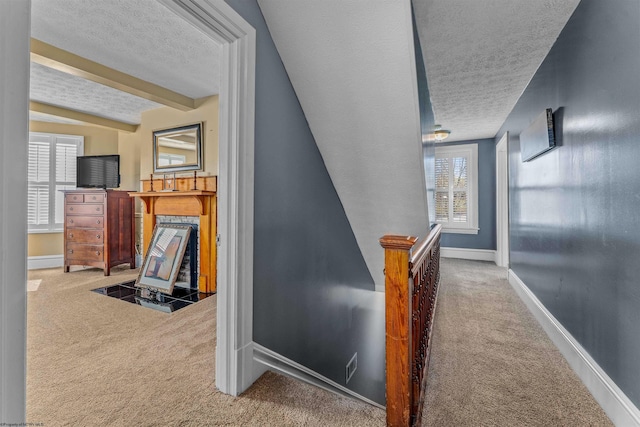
[434, 124, 451, 141]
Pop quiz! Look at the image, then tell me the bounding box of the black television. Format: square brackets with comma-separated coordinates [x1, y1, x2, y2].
[76, 155, 120, 189]
[520, 108, 556, 162]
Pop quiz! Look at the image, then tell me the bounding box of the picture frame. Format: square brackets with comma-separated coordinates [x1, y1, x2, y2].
[135, 224, 192, 294]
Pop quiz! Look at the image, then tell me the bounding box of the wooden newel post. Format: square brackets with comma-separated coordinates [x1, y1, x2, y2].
[380, 234, 418, 427]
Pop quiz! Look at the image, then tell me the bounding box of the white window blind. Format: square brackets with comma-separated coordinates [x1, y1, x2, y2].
[434, 144, 479, 234]
[28, 133, 84, 232]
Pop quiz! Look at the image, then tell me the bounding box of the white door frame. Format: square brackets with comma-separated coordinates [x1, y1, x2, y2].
[496, 132, 509, 268]
[159, 0, 257, 395]
[0, 0, 30, 421]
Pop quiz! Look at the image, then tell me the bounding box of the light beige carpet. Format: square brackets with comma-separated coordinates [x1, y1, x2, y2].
[26, 260, 612, 426]
[26, 266, 384, 426]
[422, 259, 612, 426]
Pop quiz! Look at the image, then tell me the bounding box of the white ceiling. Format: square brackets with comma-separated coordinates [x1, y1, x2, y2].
[30, 0, 222, 126]
[413, 0, 580, 142]
[29, 0, 580, 141]
[30, 62, 161, 124]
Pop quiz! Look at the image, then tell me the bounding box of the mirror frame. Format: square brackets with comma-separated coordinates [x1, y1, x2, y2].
[153, 122, 203, 173]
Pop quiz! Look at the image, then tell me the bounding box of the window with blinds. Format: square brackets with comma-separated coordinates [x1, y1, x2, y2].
[28, 132, 84, 232]
[434, 143, 479, 234]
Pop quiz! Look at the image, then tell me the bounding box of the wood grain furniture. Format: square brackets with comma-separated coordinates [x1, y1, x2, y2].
[380, 224, 442, 427]
[129, 175, 217, 294]
[63, 189, 135, 276]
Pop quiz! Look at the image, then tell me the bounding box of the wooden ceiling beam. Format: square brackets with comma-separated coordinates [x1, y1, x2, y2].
[30, 38, 195, 111]
[30, 101, 139, 133]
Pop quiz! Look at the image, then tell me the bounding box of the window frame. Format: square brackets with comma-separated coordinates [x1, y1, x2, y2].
[434, 143, 479, 234]
[28, 132, 84, 234]
[158, 152, 187, 166]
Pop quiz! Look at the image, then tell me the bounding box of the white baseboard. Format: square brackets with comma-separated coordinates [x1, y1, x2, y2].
[28, 255, 63, 270]
[441, 247, 496, 263]
[253, 343, 384, 409]
[508, 270, 640, 426]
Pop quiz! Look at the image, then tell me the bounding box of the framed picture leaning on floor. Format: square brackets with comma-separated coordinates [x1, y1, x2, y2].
[135, 223, 192, 294]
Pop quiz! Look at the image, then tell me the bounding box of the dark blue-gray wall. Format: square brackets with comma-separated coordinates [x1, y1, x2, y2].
[225, 0, 386, 404]
[438, 139, 496, 250]
[498, 0, 640, 407]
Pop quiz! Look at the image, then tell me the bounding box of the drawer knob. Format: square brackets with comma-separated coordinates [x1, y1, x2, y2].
[96, 234, 101, 239]
[91, 196, 96, 200]
[69, 233, 74, 238]
[68, 249, 73, 254]
[96, 207, 100, 211]
[69, 220, 74, 224]
[96, 251, 101, 256]
[96, 220, 101, 224]
[69, 207, 73, 211]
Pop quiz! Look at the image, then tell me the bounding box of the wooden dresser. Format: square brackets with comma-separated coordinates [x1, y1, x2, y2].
[63, 189, 135, 275]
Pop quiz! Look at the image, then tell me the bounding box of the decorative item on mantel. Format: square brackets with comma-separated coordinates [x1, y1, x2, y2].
[149, 173, 155, 192]
[162, 173, 178, 191]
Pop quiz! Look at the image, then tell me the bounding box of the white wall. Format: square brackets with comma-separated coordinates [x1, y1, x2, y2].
[258, 1, 430, 290]
[0, 0, 30, 422]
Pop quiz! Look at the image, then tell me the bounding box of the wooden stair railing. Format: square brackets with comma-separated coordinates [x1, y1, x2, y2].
[380, 224, 442, 427]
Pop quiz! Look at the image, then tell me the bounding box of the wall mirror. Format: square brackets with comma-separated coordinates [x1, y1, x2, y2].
[153, 122, 203, 173]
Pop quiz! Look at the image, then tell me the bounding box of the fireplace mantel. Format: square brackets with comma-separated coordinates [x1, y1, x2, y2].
[129, 176, 217, 293]
[130, 190, 216, 216]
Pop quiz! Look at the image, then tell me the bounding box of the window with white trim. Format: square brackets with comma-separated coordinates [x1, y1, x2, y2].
[28, 132, 84, 233]
[435, 144, 479, 234]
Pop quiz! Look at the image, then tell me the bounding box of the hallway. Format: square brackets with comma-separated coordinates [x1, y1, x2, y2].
[422, 258, 610, 426]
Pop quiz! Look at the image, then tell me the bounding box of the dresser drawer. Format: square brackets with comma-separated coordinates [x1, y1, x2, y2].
[67, 216, 104, 228]
[67, 229, 104, 244]
[66, 204, 104, 215]
[65, 193, 84, 203]
[83, 193, 105, 203]
[65, 193, 105, 204]
[66, 243, 104, 261]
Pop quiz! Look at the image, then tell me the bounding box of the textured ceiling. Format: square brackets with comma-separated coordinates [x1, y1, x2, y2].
[30, 63, 162, 124]
[413, 0, 580, 142]
[30, 0, 222, 126]
[28, 0, 581, 137]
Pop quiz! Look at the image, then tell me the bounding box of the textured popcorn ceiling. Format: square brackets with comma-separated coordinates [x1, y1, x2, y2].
[30, 0, 221, 125]
[28, 0, 580, 138]
[30, 63, 162, 124]
[413, 0, 581, 142]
